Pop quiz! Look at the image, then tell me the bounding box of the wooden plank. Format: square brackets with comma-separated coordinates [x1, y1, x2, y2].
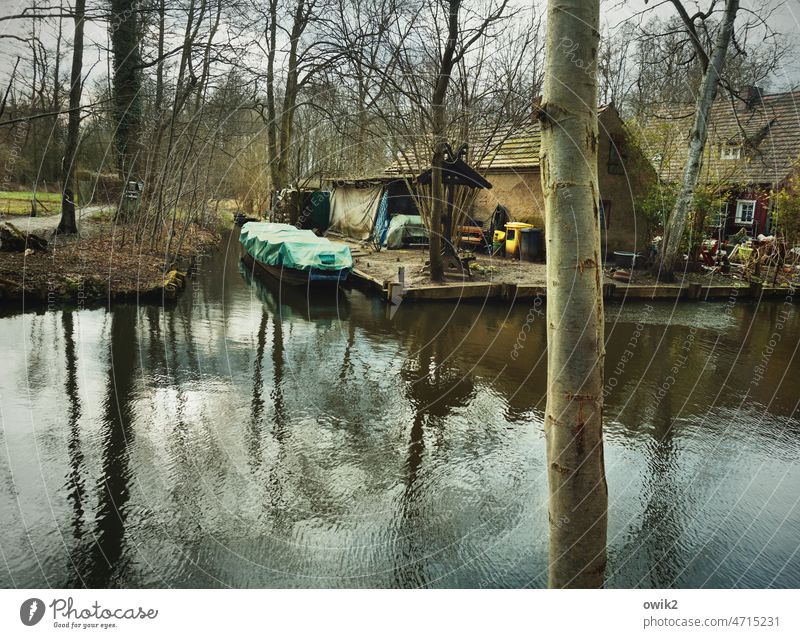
[349, 268, 387, 298]
[403, 282, 502, 301]
[611, 284, 687, 300]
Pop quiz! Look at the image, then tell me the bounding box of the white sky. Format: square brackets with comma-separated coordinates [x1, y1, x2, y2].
[0, 0, 798, 95]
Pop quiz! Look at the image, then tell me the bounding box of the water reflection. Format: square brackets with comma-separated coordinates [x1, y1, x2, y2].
[0, 232, 798, 588]
[62, 312, 86, 543]
[71, 306, 138, 587]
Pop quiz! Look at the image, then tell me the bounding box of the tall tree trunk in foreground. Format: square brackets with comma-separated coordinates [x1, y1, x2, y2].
[538, 0, 607, 588]
[656, 0, 739, 280]
[57, 0, 86, 235]
[428, 0, 460, 283]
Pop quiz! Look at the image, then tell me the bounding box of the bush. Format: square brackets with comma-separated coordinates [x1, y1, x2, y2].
[637, 182, 728, 256]
[773, 175, 800, 248]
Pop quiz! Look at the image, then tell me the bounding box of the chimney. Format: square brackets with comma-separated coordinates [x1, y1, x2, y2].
[744, 86, 763, 109]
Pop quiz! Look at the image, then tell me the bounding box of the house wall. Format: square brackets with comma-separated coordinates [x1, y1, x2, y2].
[596, 108, 654, 254]
[470, 169, 545, 227]
[723, 186, 771, 236]
[469, 110, 655, 254]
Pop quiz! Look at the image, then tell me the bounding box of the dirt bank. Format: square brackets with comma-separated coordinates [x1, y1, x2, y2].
[0, 220, 220, 311]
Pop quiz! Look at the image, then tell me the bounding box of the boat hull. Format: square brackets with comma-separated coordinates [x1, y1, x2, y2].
[241, 251, 349, 286]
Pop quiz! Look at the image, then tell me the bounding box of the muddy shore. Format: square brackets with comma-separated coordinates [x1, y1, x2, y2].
[0, 220, 220, 312]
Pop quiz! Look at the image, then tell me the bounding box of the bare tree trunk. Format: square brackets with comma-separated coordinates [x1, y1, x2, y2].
[428, 0, 460, 283]
[538, 0, 607, 588]
[57, 0, 86, 235]
[265, 0, 280, 196]
[656, 0, 739, 280]
[155, 0, 166, 111]
[52, 0, 63, 110]
[110, 0, 144, 201]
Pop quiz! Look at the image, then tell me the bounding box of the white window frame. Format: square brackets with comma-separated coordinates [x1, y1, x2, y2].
[735, 199, 756, 225]
[721, 145, 742, 160]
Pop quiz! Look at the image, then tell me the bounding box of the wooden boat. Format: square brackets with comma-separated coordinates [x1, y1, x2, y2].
[240, 251, 350, 285]
[239, 222, 352, 286]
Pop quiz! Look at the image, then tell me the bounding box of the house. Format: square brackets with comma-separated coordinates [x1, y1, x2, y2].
[639, 87, 800, 238]
[383, 104, 655, 254]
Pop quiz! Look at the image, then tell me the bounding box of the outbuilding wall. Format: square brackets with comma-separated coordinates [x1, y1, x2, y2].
[468, 109, 655, 254]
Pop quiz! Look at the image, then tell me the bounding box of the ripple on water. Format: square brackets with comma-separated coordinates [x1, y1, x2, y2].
[1, 234, 799, 587]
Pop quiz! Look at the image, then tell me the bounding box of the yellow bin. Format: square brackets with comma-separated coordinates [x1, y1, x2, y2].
[504, 222, 533, 258]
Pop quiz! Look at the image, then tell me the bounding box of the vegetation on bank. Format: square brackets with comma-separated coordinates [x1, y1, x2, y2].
[0, 217, 223, 309]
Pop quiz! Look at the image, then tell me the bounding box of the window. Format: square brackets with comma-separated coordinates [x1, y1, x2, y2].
[608, 134, 625, 174]
[600, 200, 611, 229]
[721, 145, 742, 160]
[735, 199, 756, 225]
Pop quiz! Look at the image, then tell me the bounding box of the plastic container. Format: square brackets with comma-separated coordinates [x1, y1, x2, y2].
[520, 227, 544, 261]
[505, 222, 534, 258]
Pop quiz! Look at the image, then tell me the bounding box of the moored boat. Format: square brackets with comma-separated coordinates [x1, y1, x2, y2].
[239, 222, 352, 285]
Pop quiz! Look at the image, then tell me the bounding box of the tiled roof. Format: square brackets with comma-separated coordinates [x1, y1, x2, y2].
[640, 90, 800, 186]
[385, 106, 616, 175]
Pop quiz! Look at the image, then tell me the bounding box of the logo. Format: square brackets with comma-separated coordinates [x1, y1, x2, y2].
[20, 598, 45, 626]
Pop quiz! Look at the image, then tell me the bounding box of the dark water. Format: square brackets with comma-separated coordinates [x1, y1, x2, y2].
[1, 231, 799, 588]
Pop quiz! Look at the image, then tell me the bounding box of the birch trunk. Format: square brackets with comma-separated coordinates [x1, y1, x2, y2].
[539, 0, 607, 588]
[57, 0, 85, 235]
[265, 0, 279, 196]
[657, 0, 739, 280]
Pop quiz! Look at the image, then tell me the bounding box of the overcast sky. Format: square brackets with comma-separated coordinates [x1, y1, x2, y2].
[1, 0, 798, 93]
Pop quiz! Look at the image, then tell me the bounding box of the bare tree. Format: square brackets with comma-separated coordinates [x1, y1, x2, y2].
[57, 0, 86, 234]
[110, 0, 144, 212]
[655, 0, 740, 279]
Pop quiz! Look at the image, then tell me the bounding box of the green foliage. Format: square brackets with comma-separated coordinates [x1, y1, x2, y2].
[637, 182, 728, 251]
[773, 171, 800, 247]
[638, 182, 676, 239]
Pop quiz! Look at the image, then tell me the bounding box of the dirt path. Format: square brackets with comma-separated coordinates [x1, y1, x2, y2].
[0, 205, 110, 237]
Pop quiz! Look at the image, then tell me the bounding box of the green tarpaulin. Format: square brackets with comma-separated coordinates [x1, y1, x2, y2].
[384, 214, 429, 249]
[240, 222, 353, 271]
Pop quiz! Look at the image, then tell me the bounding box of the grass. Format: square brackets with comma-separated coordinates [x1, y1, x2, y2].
[0, 190, 62, 216]
[0, 190, 61, 201]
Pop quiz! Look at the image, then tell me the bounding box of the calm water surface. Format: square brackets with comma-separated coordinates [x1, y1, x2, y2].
[1, 232, 799, 588]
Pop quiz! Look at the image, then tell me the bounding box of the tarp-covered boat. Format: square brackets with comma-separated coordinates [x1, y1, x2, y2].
[239, 222, 352, 285]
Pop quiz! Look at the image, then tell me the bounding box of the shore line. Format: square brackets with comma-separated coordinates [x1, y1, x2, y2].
[347, 271, 797, 304]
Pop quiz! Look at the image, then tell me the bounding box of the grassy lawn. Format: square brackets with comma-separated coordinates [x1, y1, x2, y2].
[0, 190, 62, 216]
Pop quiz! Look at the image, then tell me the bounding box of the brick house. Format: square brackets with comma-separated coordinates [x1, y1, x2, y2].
[640, 88, 800, 238]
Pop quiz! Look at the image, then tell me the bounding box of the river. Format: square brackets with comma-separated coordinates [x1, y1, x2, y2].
[1, 231, 798, 588]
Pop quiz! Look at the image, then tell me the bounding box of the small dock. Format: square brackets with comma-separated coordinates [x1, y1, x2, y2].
[337, 241, 797, 305]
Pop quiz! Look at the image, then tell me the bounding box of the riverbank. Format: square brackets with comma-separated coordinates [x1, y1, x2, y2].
[0, 218, 221, 311]
[340, 241, 799, 303]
